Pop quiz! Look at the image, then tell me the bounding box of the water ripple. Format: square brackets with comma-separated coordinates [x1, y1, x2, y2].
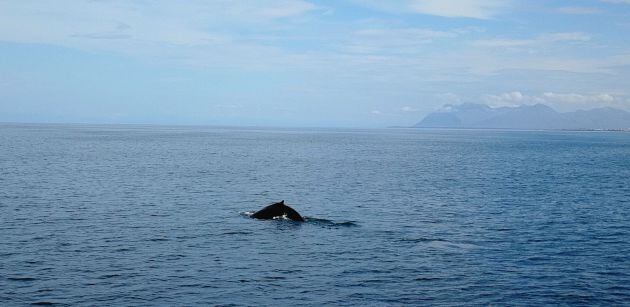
[2, 125, 629, 305]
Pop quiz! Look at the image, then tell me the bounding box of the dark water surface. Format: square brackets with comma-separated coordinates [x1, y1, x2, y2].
[1, 124, 629, 306]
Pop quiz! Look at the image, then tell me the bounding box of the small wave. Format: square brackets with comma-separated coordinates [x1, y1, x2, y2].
[7, 276, 37, 282]
[264, 275, 287, 280]
[31, 302, 56, 306]
[415, 276, 442, 281]
[114, 247, 135, 252]
[240, 211, 255, 217]
[147, 237, 169, 242]
[98, 273, 122, 279]
[401, 237, 447, 243]
[175, 235, 197, 240]
[221, 231, 253, 235]
[241, 212, 358, 227]
[304, 217, 358, 228]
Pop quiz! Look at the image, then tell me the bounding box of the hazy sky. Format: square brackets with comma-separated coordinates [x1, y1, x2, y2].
[1, 0, 630, 127]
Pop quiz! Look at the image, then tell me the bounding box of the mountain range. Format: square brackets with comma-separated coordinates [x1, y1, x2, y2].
[414, 103, 630, 130]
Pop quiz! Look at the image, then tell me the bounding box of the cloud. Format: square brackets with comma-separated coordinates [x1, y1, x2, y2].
[72, 33, 131, 40]
[345, 27, 459, 54]
[0, 1, 318, 46]
[401, 106, 419, 112]
[482, 91, 526, 107]
[0, 0, 320, 69]
[538, 92, 629, 111]
[435, 93, 462, 103]
[353, 0, 510, 19]
[472, 32, 591, 48]
[355, 28, 457, 40]
[408, 0, 509, 19]
[601, 0, 630, 4]
[557, 7, 602, 14]
[0, 0, 620, 78]
[481, 91, 627, 110]
[540, 92, 615, 104]
[256, 1, 317, 19]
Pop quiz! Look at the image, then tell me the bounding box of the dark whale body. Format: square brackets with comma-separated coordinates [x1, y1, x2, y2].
[251, 200, 305, 222]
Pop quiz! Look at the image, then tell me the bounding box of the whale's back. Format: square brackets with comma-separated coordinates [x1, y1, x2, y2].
[251, 201, 305, 222]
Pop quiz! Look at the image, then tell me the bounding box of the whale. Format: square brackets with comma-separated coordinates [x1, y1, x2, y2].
[251, 200, 305, 222]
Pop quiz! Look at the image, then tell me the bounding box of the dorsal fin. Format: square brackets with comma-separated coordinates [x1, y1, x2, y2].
[280, 200, 285, 205]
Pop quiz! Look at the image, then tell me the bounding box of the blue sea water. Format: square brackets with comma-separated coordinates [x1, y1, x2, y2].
[1, 124, 629, 306]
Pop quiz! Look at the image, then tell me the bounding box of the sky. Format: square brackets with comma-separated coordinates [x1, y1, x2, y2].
[1, 0, 630, 127]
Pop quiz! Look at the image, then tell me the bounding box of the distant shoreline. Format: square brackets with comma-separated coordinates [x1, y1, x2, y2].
[389, 126, 630, 132]
[2, 122, 629, 132]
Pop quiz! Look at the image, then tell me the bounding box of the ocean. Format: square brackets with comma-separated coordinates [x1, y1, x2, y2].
[1, 124, 629, 306]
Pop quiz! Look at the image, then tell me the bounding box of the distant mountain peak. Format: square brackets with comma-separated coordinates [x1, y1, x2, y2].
[414, 103, 630, 130]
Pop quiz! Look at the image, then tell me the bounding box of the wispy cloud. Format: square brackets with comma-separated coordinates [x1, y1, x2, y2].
[0, 0, 321, 69]
[400, 106, 419, 112]
[408, 0, 510, 19]
[353, 0, 510, 19]
[0, 1, 318, 45]
[435, 93, 463, 104]
[483, 91, 526, 107]
[1, 0, 630, 125]
[557, 7, 602, 14]
[255, 1, 317, 19]
[472, 32, 591, 48]
[345, 27, 460, 54]
[541, 92, 616, 104]
[601, 0, 630, 4]
[482, 91, 628, 110]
